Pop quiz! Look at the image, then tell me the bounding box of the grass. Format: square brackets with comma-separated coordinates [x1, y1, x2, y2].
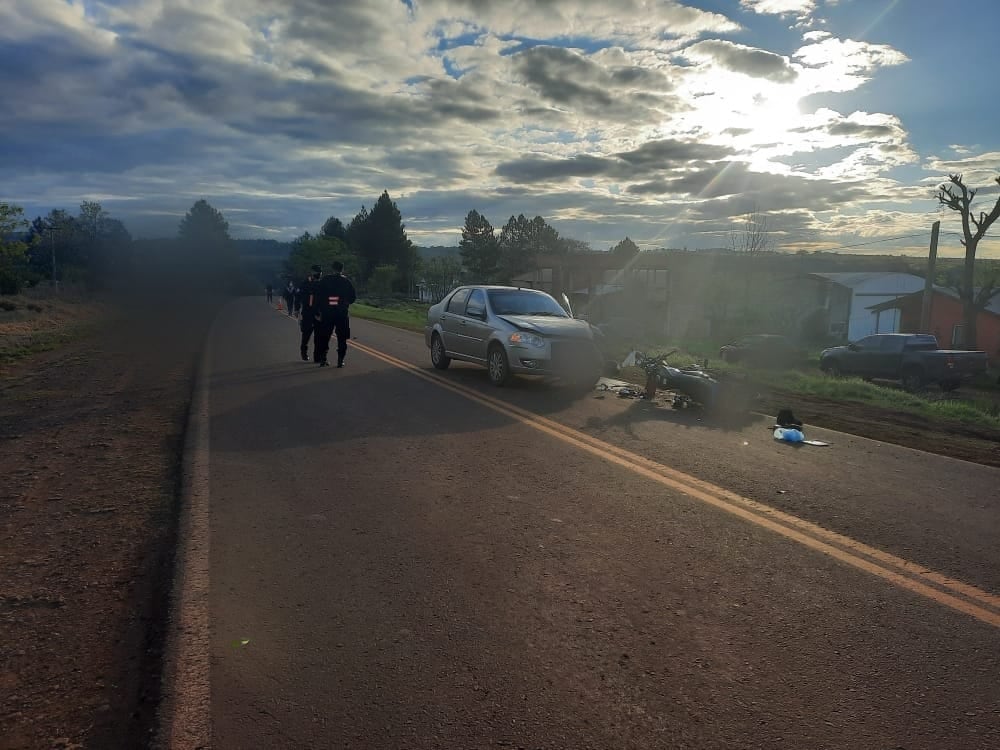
[350, 300, 428, 334]
[610, 338, 1000, 430]
[0, 295, 107, 368]
[341, 307, 1000, 429]
[753, 371, 1000, 429]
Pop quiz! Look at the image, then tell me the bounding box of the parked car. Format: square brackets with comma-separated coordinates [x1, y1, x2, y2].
[719, 334, 798, 366]
[425, 285, 604, 387]
[819, 333, 988, 391]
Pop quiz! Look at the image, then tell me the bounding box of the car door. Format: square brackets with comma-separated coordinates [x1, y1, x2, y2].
[439, 288, 471, 355]
[874, 335, 905, 378]
[461, 288, 491, 362]
[841, 335, 878, 374]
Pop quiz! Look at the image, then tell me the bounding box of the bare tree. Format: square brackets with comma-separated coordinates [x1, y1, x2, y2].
[937, 173, 1000, 349]
[729, 204, 770, 255]
[728, 204, 770, 329]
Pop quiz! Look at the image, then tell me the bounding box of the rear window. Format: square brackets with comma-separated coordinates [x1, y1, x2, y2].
[903, 336, 938, 350]
[447, 288, 470, 312]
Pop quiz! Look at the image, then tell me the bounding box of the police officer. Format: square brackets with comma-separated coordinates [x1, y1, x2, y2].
[313, 260, 357, 368]
[298, 265, 322, 361]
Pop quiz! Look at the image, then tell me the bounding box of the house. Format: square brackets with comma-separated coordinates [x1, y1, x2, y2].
[867, 286, 1000, 365]
[802, 272, 927, 341]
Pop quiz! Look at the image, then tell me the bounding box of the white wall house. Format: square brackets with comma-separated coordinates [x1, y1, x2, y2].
[807, 272, 927, 341]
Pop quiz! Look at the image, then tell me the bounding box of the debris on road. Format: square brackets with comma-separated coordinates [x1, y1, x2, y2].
[773, 427, 805, 443]
[595, 379, 645, 399]
[771, 408, 831, 446]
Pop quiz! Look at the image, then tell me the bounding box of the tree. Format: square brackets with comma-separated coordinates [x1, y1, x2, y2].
[421, 256, 463, 302]
[0, 202, 30, 294]
[729, 204, 770, 255]
[458, 210, 500, 282]
[558, 237, 591, 254]
[285, 233, 357, 281]
[368, 264, 397, 297]
[36, 209, 76, 283]
[728, 204, 771, 324]
[348, 192, 419, 293]
[179, 199, 231, 247]
[497, 214, 560, 283]
[611, 237, 640, 262]
[321, 215, 348, 242]
[937, 173, 1000, 350]
[78, 201, 109, 241]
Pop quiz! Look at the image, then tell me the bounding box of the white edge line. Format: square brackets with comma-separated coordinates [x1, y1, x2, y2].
[153, 332, 212, 750]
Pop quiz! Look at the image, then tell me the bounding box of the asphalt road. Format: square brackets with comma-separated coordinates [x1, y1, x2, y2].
[201, 297, 1000, 750]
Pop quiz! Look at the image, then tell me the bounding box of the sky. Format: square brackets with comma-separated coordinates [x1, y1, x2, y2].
[2, 0, 1000, 258]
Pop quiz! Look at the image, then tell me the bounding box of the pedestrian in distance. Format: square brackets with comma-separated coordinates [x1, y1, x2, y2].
[313, 260, 357, 368]
[266, 283, 273, 303]
[299, 265, 322, 362]
[283, 281, 295, 316]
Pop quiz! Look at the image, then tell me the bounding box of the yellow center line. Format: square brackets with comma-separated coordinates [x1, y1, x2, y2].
[349, 338, 1000, 629]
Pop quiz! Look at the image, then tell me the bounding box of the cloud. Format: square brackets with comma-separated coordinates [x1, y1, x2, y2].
[793, 36, 909, 94]
[494, 139, 735, 183]
[681, 40, 798, 82]
[0, 0, 955, 255]
[740, 0, 817, 16]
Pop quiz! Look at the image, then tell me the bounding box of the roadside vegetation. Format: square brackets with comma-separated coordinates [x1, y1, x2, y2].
[0, 293, 108, 367]
[604, 337, 1000, 429]
[351, 299, 429, 333]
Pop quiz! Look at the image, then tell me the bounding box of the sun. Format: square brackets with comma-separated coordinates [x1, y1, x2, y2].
[673, 70, 805, 148]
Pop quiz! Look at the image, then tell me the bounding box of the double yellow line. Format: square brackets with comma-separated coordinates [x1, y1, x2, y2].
[350, 338, 1000, 629]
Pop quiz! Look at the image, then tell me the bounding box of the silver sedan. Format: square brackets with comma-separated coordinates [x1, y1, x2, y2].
[425, 285, 604, 387]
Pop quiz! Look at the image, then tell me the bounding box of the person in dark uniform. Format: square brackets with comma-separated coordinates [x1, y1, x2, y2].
[313, 260, 357, 368]
[298, 266, 321, 361]
[283, 281, 295, 315]
[266, 283, 273, 303]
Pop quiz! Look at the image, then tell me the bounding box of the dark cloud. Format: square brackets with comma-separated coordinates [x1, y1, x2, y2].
[494, 154, 614, 182]
[683, 40, 798, 82]
[511, 45, 681, 122]
[828, 121, 897, 139]
[615, 139, 735, 167]
[625, 162, 870, 214]
[495, 139, 734, 183]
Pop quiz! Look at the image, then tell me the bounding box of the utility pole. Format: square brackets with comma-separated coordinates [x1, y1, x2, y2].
[50, 226, 57, 288]
[919, 220, 940, 332]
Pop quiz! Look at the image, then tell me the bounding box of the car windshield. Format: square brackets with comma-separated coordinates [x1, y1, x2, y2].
[488, 290, 569, 317]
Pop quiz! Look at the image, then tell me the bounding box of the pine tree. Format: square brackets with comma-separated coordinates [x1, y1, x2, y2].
[459, 210, 499, 282]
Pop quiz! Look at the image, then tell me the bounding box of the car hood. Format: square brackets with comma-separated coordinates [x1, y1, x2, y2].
[498, 315, 593, 339]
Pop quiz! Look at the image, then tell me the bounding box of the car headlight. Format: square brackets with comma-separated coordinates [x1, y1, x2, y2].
[509, 332, 545, 348]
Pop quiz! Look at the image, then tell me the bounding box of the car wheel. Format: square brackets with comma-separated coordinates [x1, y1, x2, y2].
[430, 333, 451, 370]
[487, 344, 510, 386]
[901, 368, 924, 392]
[939, 379, 960, 393]
[823, 361, 842, 378]
[564, 371, 600, 395]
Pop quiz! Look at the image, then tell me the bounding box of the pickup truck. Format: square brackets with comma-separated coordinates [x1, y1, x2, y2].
[819, 333, 988, 391]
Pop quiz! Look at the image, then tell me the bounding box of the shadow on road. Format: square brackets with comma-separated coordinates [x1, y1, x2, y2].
[585, 396, 767, 437]
[210, 366, 518, 454]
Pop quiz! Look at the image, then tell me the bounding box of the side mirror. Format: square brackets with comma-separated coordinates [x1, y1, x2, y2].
[848, 343, 859, 351]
